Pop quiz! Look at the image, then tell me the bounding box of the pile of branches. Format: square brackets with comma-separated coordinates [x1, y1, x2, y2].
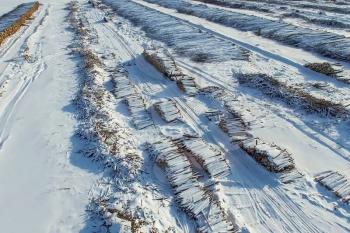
[69, 0, 142, 181]
[305, 62, 342, 76]
[238, 73, 348, 118]
[87, 194, 148, 233]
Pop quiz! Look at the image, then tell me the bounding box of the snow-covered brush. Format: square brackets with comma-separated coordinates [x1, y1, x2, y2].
[87, 192, 148, 233]
[69, 1, 142, 181]
[240, 138, 295, 173]
[237, 73, 349, 118]
[305, 62, 350, 84]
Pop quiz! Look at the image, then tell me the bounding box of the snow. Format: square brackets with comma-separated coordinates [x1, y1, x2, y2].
[0, 0, 350, 232]
[0, 1, 100, 232]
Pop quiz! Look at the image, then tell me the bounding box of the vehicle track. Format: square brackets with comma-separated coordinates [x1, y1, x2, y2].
[0, 6, 49, 149]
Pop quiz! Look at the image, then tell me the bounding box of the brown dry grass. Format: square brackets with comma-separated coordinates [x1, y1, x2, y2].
[0, 2, 40, 46]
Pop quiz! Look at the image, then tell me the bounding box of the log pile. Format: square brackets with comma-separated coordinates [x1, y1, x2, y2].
[239, 138, 295, 173]
[315, 171, 350, 204]
[154, 99, 182, 123]
[143, 48, 182, 81]
[179, 137, 231, 178]
[148, 139, 239, 232]
[125, 94, 153, 130]
[279, 170, 303, 184]
[0, 2, 40, 46]
[176, 75, 198, 96]
[204, 89, 253, 143]
[143, 0, 350, 61]
[204, 88, 302, 180]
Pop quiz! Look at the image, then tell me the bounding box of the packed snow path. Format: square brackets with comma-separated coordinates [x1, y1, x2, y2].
[0, 1, 99, 232]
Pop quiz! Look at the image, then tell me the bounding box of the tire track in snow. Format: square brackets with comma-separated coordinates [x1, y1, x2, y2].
[0, 6, 49, 149]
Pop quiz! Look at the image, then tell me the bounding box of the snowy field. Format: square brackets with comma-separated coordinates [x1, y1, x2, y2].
[0, 0, 349, 232]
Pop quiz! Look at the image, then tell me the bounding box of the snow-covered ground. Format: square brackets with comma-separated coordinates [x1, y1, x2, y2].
[0, 1, 100, 232]
[0, 0, 350, 232]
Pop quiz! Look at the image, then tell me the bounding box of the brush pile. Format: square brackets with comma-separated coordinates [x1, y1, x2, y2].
[316, 171, 350, 204]
[69, 1, 141, 180]
[240, 138, 295, 173]
[147, 139, 239, 232]
[305, 62, 341, 77]
[154, 99, 182, 123]
[238, 73, 348, 118]
[305, 62, 350, 84]
[0, 2, 40, 45]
